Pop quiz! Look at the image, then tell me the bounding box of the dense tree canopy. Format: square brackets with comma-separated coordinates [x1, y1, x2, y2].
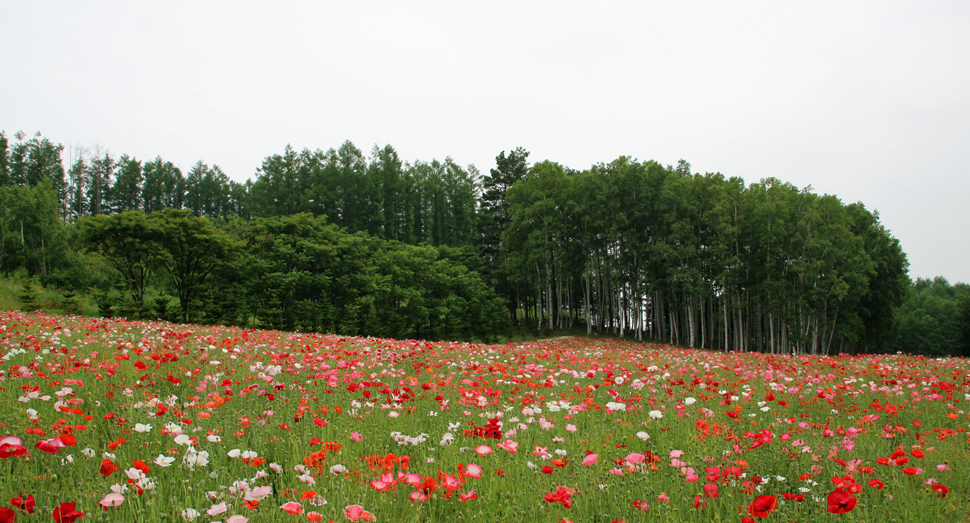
[0, 128, 952, 353]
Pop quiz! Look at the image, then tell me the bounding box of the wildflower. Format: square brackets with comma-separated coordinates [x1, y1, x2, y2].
[99, 493, 125, 508]
[181, 508, 200, 521]
[99, 459, 120, 477]
[826, 490, 856, 514]
[625, 452, 645, 464]
[280, 502, 304, 515]
[747, 495, 777, 518]
[52, 502, 84, 523]
[932, 484, 949, 498]
[544, 486, 576, 508]
[207, 502, 228, 516]
[703, 483, 719, 498]
[11, 494, 35, 514]
[465, 463, 483, 479]
[343, 505, 376, 522]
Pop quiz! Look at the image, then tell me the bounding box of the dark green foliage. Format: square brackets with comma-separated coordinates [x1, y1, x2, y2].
[889, 278, 970, 356]
[0, 182, 72, 278]
[958, 295, 970, 356]
[4, 127, 964, 353]
[18, 277, 39, 311]
[60, 288, 80, 314]
[77, 211, 163, 307]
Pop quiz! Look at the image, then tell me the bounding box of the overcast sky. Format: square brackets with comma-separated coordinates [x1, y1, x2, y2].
[2, 1, 968, 283]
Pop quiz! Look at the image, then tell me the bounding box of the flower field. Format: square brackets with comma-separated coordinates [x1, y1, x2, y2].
[1, 310, 969, 522]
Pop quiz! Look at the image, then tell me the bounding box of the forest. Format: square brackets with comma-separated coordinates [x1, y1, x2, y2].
[2, 130, 968, 355]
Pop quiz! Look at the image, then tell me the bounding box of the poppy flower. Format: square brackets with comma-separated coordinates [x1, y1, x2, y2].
[343, 505, 376, 522]
[0, 507, 15, 523]
[691, 495, 707, 509]
[826, 490, 856, 514]
[544, 486, 576, 509]
[932, 484, 949, 498]
[99, 493, 125, 509]
[903, 467, 919, 475]
[10, 494, 35, 513]
[35, 440, 60, 454]
[625, 453, 645, 465]
[465, 464, 483, 479]
[474, 445, 493, 456]
[458, 490, 478, 501]
[780, 493, 805, 501]
[99, 459, 119, 477]
[703, 483, 719, 498]
[497, 440, 518, 453]
[280, 502, 303, 515]
[868, 479, 885, 490]
[52, 502, 84, 523]
[0, 437, 27, 459]
[747, 495, 777, 518]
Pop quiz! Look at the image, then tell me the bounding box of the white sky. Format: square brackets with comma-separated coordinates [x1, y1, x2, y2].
[2, 1, 968, 283]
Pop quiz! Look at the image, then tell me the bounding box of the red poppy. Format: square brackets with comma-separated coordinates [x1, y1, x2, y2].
[903, 467, 918, 476]
[10, 494, 35, 513]
[52, 502, 84, 523]
[826, 490, 857, 514]
[747, 495, 778, 518]
[691, 495, 707, 509]
[0, 507, 15, 523]
[703, 483, 719, 498]
[932, 484, 949, 498]
[35, 440, 60, 454]
[541, 466, 554, 474]
[99, 459, 119, 477]
[911, 449, 925, 458]
[868, 479, 885, 490]
[544, 486, 575, 509]
[780, 493, 805, 501]
[132, 460, 151, 475]
[0, 442, 27, 459]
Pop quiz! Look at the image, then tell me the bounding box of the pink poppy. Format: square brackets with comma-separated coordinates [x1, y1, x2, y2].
[497, 440, 519, 453]
[280, 502, 303, 515]
[99, 493, 125, 508]
[344, 505, 377, 522]
[625, 452, 645, 465]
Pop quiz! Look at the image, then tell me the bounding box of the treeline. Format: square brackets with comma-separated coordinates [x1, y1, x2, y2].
[887, 277, 970, 357]
[2, 129, 966, 354]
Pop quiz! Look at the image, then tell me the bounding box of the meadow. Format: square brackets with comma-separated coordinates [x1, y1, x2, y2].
[0, 310, 968, 522]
